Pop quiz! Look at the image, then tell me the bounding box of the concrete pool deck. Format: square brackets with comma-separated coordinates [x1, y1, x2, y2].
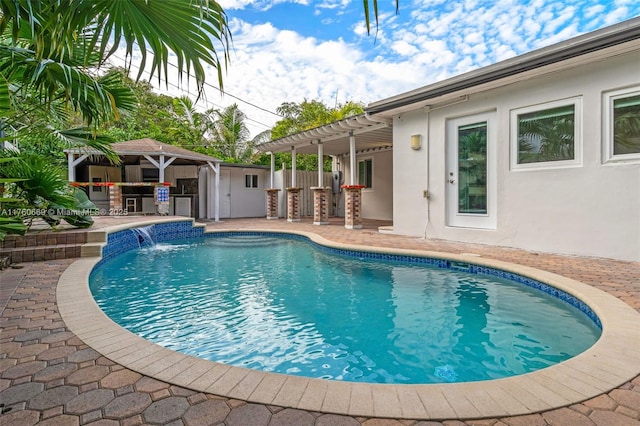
[1, 216, 640, 425]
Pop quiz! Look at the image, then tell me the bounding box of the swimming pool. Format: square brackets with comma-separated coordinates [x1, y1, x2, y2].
[89, 231, 600, 384]
[57, 218, 640, 420]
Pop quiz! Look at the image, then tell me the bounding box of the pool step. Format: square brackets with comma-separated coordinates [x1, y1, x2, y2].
[207, 235, 286, 248]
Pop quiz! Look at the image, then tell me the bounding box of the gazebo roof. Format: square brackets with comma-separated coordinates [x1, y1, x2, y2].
[255, 114, 393, 156]
[65, 138, 222, 164]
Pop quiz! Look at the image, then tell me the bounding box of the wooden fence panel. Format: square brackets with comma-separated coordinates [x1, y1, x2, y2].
[275, 170, 334, 217]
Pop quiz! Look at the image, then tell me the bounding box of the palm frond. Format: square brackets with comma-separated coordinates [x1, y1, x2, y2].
[0, 68, 10, 115]
[2, 0, 232, 95]
[64, 0, 232, 93]
[51, 127, 120, 165]
[0, 216, 28, 240]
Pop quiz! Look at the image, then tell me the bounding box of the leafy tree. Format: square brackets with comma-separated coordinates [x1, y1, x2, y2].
[0, 0, 232, 157]
[102, 69, 178, 143]
[271, 100, 364, 140]
[0, 32, 136, 162]
[258, 100, 365, 171]
[103, 75, 259, 163]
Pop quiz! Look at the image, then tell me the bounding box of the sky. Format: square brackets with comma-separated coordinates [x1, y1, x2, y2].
[120, 0, 640, 138]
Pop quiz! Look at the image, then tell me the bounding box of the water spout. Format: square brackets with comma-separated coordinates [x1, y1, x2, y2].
[131, 225, 156, 248]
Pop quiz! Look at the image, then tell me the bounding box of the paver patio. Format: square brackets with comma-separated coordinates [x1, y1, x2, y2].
[1, 216, 639, 425]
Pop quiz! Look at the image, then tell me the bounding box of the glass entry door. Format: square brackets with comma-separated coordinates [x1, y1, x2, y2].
[446, 112, 497, 229]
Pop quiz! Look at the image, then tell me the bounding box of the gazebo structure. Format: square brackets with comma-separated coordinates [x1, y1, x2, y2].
[65, 139, 223, 220]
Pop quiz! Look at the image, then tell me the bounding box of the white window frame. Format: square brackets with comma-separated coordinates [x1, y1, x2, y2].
[244, 174, 259, 189]
[603, 86, 640, 163]
[510, 97, 582, 171]
[357, 157, 373, 190]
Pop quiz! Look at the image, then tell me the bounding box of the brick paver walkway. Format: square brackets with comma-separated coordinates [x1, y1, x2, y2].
[1, 217, 639, 425]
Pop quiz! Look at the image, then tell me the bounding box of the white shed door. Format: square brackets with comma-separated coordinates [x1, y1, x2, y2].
[219, 169, 231, 218]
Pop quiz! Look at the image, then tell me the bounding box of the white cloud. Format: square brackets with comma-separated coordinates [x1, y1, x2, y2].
[218, 0, 309, 11]
[584, 4, 606, 18]
[113, 0, 640, 138]
[217, 0, 259, 9]
[604, 6, 630, 25]
[315, 0, 351, 10]
[391, 40, 419, 56]
[192, 19, 415, 135]
[520, 18, 541, 40]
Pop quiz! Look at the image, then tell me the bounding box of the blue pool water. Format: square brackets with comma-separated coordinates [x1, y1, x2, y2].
[90, 234, 601, 384]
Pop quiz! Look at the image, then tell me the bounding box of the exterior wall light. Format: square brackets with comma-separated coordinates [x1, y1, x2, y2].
[411, 134, 422, 150]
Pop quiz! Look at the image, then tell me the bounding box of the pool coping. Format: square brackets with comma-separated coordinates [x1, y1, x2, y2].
[57, 218, 640, 420]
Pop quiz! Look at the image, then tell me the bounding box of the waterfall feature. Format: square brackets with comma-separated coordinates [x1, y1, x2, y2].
[131, 225, 156, 248]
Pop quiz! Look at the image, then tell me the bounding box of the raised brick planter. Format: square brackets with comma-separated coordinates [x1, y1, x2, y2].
[286, 187, 301, 222]
[342, 185, 364, 229]
[265, 189, 280, 220]
[311, 187, 330, 225]
[109, 186, 123, 212]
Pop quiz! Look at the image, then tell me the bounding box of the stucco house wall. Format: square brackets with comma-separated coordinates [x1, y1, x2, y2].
[391, 50, 640, 261]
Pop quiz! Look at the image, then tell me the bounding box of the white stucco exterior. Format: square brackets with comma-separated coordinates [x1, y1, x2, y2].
[387, 50, 640, 261]
[340, 149, 394, 221]
[200, 164, 268, 219]
[226, 166, 268, 218]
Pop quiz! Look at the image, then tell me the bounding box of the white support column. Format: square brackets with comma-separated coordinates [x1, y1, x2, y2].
[67, 153, 88, 181]
[291, 146, 297, 187]
[349, 131, 356, 185]
[317, 140, 323, 186]
[270, 152, 275, 189]
[159, 155, 165, 183]
[144, 154, 175, 183]
[67, 153, 74, 181]
[208, 161, 220, 222]
[143, 154, 160, 169]
[266, 153, 280, 220]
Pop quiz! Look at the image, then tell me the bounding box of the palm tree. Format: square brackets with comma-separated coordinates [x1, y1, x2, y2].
[170, 96, 212, 151]
[0, 0, 232, 154]
[0, 150, 94, 230]
[210, 104, 252, 162]
[0, 0, 231, 92]
[0, 0, 233, 238]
